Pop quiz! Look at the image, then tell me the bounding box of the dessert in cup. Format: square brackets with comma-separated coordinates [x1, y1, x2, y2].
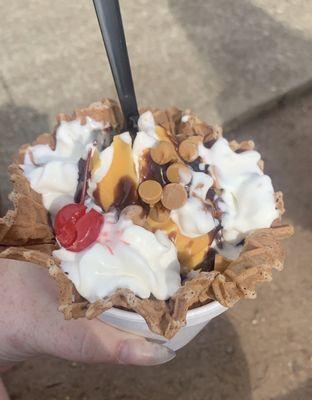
[0, 99, 293, 347]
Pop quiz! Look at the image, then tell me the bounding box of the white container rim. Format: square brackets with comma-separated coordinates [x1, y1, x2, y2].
[105, 300, 224, 322]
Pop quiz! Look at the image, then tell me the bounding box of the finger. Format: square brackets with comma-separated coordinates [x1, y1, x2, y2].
[0, 378, 10, 400]
[35, 316, 175, 366]
[0, 260, 175, 366]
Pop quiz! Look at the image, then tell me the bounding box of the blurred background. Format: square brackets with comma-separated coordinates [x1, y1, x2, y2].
[0, 0, 311, 399]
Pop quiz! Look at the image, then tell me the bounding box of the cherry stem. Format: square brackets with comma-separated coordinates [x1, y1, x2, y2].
[79, 146, 93, 205]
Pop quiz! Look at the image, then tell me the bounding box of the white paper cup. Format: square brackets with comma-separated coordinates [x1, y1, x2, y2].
[98, 301, 227, 351]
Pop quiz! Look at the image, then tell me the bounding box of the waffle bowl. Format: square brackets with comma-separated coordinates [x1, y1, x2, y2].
[0, 99, 293, 340]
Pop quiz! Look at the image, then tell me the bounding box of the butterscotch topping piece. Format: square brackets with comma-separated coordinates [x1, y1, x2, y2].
[161, 183, 187, 210]
[229, 139, 255, 152]
[138, 180, 163, 205]
[166, 163, 192, 184]
[193, 123, 214, 137]
[175, 133, 188, 144]
[178, 121, 194, 137]
[187, 136, 203, 145]
[202, 125, 223, 145]
[178, 139, 199, 162]
[150, 141, 176, 165]
[148, 203, 170, 223]
[121, 205, 146, 227]
[155, 125, 170, 141]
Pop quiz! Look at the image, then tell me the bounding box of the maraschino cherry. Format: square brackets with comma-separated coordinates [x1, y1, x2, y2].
[54, 145, 104, 252]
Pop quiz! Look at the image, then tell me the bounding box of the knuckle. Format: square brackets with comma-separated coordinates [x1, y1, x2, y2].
[79, 330, 99, 362]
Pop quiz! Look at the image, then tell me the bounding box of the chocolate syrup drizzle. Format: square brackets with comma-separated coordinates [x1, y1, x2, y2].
[74, 127, 115, 204]
[72, 123, 231, 274]
[93, 176, 138, 213]
[74, 158, 89, 203]
[113, 176, 137, 211]
[203, 139, 217, 149]
[200, 248, 217, 272]
[141, 152, 169, 186]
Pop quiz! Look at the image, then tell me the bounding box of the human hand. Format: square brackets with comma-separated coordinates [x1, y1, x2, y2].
[0, 259, 175, 371]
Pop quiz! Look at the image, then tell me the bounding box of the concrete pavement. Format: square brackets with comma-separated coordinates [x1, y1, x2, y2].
[1, 0, 312, 124]
[1, 1, 312, 399]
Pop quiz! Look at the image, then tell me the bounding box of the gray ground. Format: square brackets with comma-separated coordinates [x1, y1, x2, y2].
[1, 1, 312, 399]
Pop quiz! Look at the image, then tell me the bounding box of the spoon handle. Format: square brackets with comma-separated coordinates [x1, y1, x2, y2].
[93, 0, 139, 135]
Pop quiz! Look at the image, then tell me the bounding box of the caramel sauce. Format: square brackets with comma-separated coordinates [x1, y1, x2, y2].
[93, 176, 137, 213]
[94, 135, 138, 211]
[113, 176, 137, 211]
[168, 231, 177, 241]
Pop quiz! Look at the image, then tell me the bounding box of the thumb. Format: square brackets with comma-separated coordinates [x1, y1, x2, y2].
[35, 316, 176, 366]
[0, 260, 175, 367]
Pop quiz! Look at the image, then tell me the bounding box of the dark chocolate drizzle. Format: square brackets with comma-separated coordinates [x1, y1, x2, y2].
[112, 176, 137, 212]
[93, 176, 137, 213]
[73, 128, 114, 204]
[214, 228, 224, 249]
[200, 247, 217, 272]
[204, 139, 217, 149]
[188, 159, 210, 174]
[74, 158, 88, 203]
[141, 152, 169, 186]
[206, 188, 216, 201]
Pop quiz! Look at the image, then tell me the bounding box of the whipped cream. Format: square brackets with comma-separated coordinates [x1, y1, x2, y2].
[54, 213, 181, 301]
[138, 111, 157, 136]
[23, 117, 104, 215]
[212, 241, 243, 261]
[119, 131, 132, 144]
[132, 131, 157, 177]
[133, 112, 158, 177]
[199, 138, 262, 187]
[170, 197, 217, 238]
[190, 171, 213, 201]
[198, 138, 279, 243]
[219, 175, 278, 242]
[24, 159, 78, 215]
[181, 115, 190, 123]
[170, 170, 216, 237]
[87, 144, 114, 196]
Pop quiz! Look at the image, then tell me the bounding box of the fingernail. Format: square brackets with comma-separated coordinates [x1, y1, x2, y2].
[117, 339, 176, 366]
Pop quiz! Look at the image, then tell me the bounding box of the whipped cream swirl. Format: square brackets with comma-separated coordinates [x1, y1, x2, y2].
[53, 213, 181, 301]
[199, 138, 279, 243]
[23, 117, 103, 215]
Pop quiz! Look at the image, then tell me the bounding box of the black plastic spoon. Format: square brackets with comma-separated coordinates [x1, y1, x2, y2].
[93, 0, 139, 138]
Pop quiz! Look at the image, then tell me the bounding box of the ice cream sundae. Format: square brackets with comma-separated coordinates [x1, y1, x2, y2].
[0, 99, 293, 338]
